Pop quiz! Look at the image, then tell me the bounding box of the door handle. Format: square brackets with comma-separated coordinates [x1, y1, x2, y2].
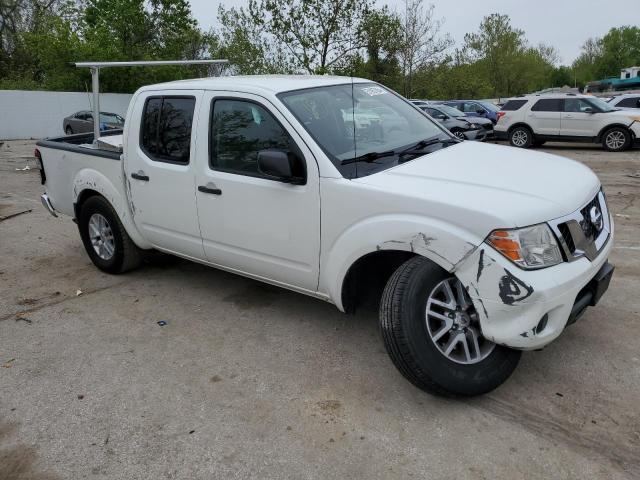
[131, 171, 149, 181]
[564, 114, 573, 118]
[198, 185, 222, 195]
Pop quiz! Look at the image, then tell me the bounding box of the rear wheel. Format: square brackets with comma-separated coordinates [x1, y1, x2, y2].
[509, 126, 533, 148]
[379, 256, 521, 397]
[78, 196, 142, 274]
[602, 127, 630, 152]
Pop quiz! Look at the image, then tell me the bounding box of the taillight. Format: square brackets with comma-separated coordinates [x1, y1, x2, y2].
[496, 111, 506, 122]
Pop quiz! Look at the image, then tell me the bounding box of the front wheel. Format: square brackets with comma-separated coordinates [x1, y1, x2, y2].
[78, 195, 142, 274]
[451, 129, 466, 140]
[379, 256, 521, 397]
[602, 127, 630, 152]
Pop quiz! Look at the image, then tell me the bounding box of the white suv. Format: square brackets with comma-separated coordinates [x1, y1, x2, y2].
[495, 94, 640, 151]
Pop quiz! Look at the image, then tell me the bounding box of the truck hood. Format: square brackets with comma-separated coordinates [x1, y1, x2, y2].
[354, 141, 600, 236]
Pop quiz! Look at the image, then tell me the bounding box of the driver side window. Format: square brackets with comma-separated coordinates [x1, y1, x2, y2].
[209, 99, 296, 178]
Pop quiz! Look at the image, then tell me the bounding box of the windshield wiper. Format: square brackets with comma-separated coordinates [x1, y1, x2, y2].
[397, 137, 459, 162]
[341, 150, 396, 165]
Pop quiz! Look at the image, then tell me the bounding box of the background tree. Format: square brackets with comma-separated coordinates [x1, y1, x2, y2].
[246, 0, 372, 74]
[399, 0, 451, 97]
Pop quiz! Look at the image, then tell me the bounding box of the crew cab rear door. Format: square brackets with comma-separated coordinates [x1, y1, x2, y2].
[527, 98, 562, 135]
[193, 91, 320, 291]
[125, 90, 206, 260]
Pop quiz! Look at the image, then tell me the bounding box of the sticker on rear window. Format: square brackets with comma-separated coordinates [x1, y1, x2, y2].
[361, 86, 386, 96]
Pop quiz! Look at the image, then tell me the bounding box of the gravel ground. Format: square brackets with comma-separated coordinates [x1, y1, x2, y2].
[1, 139, 639, 479]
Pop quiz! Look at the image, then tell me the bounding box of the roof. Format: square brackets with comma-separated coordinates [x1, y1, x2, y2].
[137, 75, 371, 95]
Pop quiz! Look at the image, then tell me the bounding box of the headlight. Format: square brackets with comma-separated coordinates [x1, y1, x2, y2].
[486, 223, 562, 270]
[469, 123, 478, 128]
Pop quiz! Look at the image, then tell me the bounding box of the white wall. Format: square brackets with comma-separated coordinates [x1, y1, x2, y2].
[0, 90, 133, 140]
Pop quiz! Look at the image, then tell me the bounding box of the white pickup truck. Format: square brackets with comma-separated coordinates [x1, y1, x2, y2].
[36, 75, 614, 397]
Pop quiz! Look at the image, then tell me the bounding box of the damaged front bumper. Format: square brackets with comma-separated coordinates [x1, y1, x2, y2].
[455, 231, 614, 350]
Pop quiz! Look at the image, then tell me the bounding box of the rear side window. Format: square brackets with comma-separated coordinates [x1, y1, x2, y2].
[618, 97, 640, 108]
[141, 96, 195, 164]
[209, 99, 295, 178]
[501, 100, 527, 111]
[531, 99, 563, 112]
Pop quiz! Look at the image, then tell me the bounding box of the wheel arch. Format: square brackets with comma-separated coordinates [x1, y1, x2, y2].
[72, 169, 151, 249]
[597, 123, 634, 142]
[507, 122, 534, 135]
[321, 214, 481, 312]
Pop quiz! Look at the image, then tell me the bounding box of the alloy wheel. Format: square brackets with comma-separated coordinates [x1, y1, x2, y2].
[605, 131, 626, 150]
[511, 130, 528, 147]
[425, 277, 496, 364]
[88, 213, 115, 260]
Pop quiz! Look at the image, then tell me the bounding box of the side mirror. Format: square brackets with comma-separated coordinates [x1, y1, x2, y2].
[583, 107, 595, 114]
[436, 113, 447, 120]
[257, 150, 306, 185]
[476, 109, 485, 115]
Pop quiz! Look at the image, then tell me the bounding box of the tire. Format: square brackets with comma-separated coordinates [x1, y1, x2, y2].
[379, 256, 521, 397]
[65, 126, 73, 135]
[451, 129, 466, 140]
[509, 126, 533, 148]
[78, 195, 142, 274]
[602, 127, 630, 152]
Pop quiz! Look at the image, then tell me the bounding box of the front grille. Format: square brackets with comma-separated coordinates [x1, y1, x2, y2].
[558, 223, 576, 254]
[579, 195, 600, 241]
[548, 191, 610, 262]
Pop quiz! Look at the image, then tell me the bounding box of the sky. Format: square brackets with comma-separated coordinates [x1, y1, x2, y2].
[188, 0, 640, 65]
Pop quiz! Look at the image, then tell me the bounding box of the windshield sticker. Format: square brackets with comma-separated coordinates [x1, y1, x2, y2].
[361, 86, 387, 96]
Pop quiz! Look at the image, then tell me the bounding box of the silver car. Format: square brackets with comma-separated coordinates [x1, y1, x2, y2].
[63, 111, 124, 135]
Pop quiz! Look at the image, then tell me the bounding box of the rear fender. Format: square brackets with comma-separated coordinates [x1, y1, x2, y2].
[73, 168, 151, 249]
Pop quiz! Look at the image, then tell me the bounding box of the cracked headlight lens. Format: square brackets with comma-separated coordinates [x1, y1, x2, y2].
[486, 223, 562, 270]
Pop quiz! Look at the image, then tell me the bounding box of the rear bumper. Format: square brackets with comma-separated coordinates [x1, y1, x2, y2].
[40, 193, 58, 218]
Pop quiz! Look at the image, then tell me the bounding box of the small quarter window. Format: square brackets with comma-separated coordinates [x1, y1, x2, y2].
[501, 100, 527, 111]
[141, 96, 195, 164]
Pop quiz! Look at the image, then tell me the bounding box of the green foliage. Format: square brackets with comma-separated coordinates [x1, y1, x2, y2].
[1, 0, 213, 92]
[573, 26, 640, 85]
[1, 0, 637, 100]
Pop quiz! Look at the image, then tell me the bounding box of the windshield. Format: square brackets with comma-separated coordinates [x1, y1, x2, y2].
[586, 97, 617, 112]
[278, 83, 451, 178]
[99, 113, 124, 124]
[479, 101, 500, 112]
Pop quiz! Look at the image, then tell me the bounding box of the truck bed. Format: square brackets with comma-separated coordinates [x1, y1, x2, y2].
[36, 130, 125, 218]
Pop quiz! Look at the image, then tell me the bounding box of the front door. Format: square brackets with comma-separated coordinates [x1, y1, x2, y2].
[125, 90, 206, 260]
[560, 98, 596, 137]
[193, 92, 321, 291]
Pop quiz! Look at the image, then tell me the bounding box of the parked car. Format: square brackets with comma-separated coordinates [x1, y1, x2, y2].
[606, 93, 640, 109]
[495, 94, 640, 151]
[36, 76, 614, 397]
[413, 102, 492, 140]
[441, 100, 501, 124]
[63, 111, 125, 135]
